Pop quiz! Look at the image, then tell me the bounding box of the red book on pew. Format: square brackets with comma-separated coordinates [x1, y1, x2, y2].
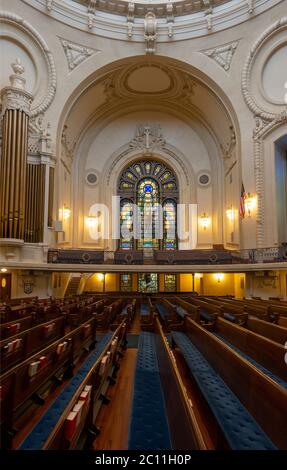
[64, 411, 78, 441]
[39, 356, 48, 368]
[79, 385, 92, 405]
[7, 323, 20, 335]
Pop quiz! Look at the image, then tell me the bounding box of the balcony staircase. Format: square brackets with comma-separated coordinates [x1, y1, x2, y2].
[65, 274, 81, 297]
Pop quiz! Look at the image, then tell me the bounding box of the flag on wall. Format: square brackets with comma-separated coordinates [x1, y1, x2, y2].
[239, 182, 246, 219]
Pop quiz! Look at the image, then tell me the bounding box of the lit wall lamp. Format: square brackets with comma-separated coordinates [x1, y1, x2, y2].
[97, 273, 106, 293]
[244, 193, 257, 217]
[59, 205, 71, 221]
[214, 273, 224, 283]
[226, 206, 235, 221]
[200, 212, 210, 231]
[1, 268, 7, 273]
[194, 273, 203, 279]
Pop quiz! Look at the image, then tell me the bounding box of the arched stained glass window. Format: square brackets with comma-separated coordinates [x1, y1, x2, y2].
[137, 178, 160, 249]
[120, 199, 133, 249]
[118, 159, 178, 250]
[163, 199, 177, 250]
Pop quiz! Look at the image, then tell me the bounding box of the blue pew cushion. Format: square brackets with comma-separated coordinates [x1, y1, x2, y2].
[19, 333, 112, 450]
[128, 333, 171, 450]
[171, 331, 276, 450]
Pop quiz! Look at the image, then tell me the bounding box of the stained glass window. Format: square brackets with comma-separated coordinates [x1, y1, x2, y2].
[120, 199, 133, 249]
[118, 160, 178, 250]
[120, 273, 132, 292]
[137, 178, 160, 249]
[138, 273, 158, 293]
[164, 274, 177, 292]
[163, 199, 177, 250]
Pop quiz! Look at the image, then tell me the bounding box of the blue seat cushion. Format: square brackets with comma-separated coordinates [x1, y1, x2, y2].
[140, 304, 150, 316]
[171, 331, 276, 450]
[176, 306, 187, 318]
[128, 333, 171, 450]
[223, 313, 236, 323]
[19, 333, 112, 450]
[156, 304, 168, 319]
[200, 309, 213, 322]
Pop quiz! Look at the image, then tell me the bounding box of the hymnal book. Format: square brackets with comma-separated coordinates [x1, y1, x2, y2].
[99, 355, 109, 376]
[39, 356, 48, 368]
[28, 361, 40, 377]
[64, 411, 78, 441]
[73, 401, 84, 427]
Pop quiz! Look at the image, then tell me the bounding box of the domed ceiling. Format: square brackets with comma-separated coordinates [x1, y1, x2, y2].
[72, 0, 230, 17]
[62, 56, 236, 169]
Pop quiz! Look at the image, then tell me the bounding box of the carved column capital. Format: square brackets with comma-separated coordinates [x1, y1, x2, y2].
[1, 87, 33, 116]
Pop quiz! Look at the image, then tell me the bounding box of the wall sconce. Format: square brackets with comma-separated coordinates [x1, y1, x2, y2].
[214, 273, 224, 283]
[200, 212, 210, 231]
[226, 206, 235, 221]
[194, 273, 203, 279]
[86, 216, 98, 229]
[59, 205, 71, 221]
[1, 268, 7, 273]
[244, 193, 257, 217]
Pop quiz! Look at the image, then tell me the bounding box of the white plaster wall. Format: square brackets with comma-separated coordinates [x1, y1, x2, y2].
[0, 0, 287, 257]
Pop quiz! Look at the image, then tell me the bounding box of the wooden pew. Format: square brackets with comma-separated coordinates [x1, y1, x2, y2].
[183, 316, 287, 449]
[0, 317, 97, 449]
[246, 315, 287, 345]
[0, 315, 33, 340]
[0, 316, 65, 373]
[154, 318, 207, 450]
[214, 316, 286, 381]
[19, 322, 126, 450]
[278, 316, 287, 328]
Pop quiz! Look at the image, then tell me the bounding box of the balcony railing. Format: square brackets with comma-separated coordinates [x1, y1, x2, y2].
[47, 245, 287, 265]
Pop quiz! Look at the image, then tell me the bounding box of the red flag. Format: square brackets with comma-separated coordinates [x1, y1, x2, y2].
[240, 183, 246, 219]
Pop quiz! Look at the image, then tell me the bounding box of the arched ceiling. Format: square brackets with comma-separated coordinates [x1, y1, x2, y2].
[62, 56, 237, 160]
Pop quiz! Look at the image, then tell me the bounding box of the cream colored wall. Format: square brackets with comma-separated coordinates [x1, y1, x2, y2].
[179, 274, 193, 292]
[201, 273, 235, 296]
[10, 270, 52, 299]
[1, 0, 287, 265]
[84, 273, 118, 292]
[234, 273, 246, 299]
[245, 271, 287, 299]
[51, 272, 71, 298]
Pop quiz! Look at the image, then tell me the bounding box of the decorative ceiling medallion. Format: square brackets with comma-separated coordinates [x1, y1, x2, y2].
[59, 38, 100, 71]
[123, 63, 175, 95]
[203, 41, 239, 71]
[126, 65, 171, 93]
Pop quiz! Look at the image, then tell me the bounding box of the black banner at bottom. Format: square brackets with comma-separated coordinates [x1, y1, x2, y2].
[1, 450, 286, 468]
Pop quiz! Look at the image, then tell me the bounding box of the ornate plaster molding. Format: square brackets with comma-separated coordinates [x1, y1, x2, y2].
[106, 124, 190, 186]
[1, 87, 33, 115]
[241, 17, 287, 247]
[59, 38, 100, 71]
[21, 0, 283, 42]
[0, 11, 57, 118]
[204, 41, 239, 71]
[129, 124, 165, 151]
[242, 16, 287, 121]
